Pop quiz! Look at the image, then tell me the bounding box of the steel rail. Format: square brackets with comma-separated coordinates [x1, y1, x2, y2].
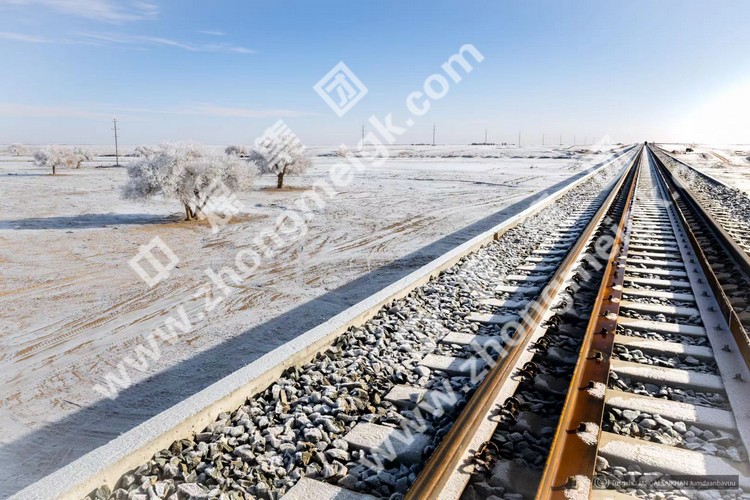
[533, 147, 642, 500]
[648, 145, 750, 369]
[405, 145, 643, 500]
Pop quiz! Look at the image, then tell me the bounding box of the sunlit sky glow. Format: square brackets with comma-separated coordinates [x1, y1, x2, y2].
[1, 0, 749, 145]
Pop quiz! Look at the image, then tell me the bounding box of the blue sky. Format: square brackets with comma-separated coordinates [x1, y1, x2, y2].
[1, 0, 750, 145]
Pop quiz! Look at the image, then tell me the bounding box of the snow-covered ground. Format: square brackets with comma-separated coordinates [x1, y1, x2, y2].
[659, 143, 750, 194]
[0, 144, 630, 494]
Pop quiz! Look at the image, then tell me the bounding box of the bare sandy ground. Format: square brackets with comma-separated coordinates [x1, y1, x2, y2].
[0, 144, 632, 494]
[660, 143, 750, 194]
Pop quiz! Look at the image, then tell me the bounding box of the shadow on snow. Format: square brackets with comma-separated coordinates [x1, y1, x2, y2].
[0, 213, 178, 230]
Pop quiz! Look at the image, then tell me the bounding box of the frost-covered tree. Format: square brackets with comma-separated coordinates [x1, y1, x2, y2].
[122, 143, 257, 221]
[33, 146, 88, 175]
[252, 135, 311, 188]
[225, 145, 248, 157]
[72, 147, 93, 167]
[8, 144, 28, 156]
[133, 145, 157, 158]
[335, 146, 352, 158]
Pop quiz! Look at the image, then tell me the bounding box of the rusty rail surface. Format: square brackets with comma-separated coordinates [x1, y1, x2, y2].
[405, 146, 643, 500]
[533, 147, 642, 499]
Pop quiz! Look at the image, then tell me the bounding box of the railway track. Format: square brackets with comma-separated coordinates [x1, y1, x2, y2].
[409, 145, 750, 500]
[16, 142, 750, 500]
[530, 146, 750, 500]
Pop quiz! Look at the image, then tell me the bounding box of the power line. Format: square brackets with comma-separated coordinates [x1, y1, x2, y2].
[112, 117, 120, 166]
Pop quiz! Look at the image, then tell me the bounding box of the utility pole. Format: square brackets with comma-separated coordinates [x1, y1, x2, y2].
[518, 131, 521, 146]
[559, 133, 562, 146]
[432, 124, 436, 146]
[112, 117, 120, 166]
[484, 128, 488, 144]
[542, 133, 545, 146]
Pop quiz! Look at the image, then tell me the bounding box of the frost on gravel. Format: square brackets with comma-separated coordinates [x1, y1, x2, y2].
[608, 372, 729, 410]
[653, 148, 750, 251]
[603, 407, 747, 461]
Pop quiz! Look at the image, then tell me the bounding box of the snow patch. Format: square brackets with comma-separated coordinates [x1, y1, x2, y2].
[577, 422, 599, 446]
[563, 475, 591, 500]
[587, 381, 606, 399]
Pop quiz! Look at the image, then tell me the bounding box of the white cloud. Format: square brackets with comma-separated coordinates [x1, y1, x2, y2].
[0, 31, 55, 43]
[77, 32, 255, 53]
[1, 0, 159, 22]
[198, 30, 225, 37]
[0, 29, 255, 54]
